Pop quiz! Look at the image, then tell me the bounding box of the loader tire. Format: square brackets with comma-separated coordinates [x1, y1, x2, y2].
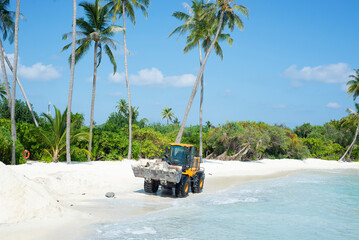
[175, 175, 190, 198]
[144, 180, 159, 194]
[192, 172, 205, 193]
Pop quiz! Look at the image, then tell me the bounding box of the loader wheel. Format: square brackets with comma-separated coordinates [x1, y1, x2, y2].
[175, 175, 190, 198]
[192, 172, 205, 193]
[144, 180, 159, 194]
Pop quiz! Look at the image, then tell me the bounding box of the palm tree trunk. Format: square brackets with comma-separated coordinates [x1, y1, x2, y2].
[198, 41, 203, 159]
[340, 122, 359, 161]
[11, 0, 21, 165]
[2, 47, 38, 127]
[0, 39, 11, 108]
[66, 0, 77, 164]
[175, 10, 224, 143]
[123, 1, 132, 160]
[87, 41, 98, 162]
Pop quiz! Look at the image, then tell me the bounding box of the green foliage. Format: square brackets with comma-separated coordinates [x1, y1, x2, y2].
[0, 82, 7, 100]
[206, 121, 309, 160]
[0, 118, 43, 160]
[92, 129, 128, 160]
[0, 126, 25, 164]
[294, 123, 313, 138]
[133, 126, 170, 159]
[0, 98, 39, 124]
[303, 138, 344, 160]
[33, 106, 89, 162]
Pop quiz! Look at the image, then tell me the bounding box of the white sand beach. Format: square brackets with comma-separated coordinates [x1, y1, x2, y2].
[0, 159, 358, 240]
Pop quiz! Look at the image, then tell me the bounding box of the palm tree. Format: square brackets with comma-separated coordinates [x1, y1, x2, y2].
[206, 120, 213, 129]
[173, 117, 180, 125]
[0, 0, 14, 109]
[174, 0, 248, 144]
[62, 0, 122, 161]
[66, 0, 77, 164]
[340, 69, 359, 161]
[0, 1, 37, 128]
[116, 98, 128, 116]
[161, 107, 174, 125]
[170, 0, 233, 157]
[339, 104, 359, 161]
[105, 0, 150, 160]
[347, 69, 359, 100]
[35, 106, 89, 163]
[10, 0, 20, 165]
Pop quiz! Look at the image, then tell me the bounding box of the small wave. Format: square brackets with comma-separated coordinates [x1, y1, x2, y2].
[126, 226, 157, 235]
[211, 197, 259, 205]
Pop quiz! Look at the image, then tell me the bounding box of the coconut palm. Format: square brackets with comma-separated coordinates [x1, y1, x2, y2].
[340, 103, 359, 161]
[116, 98, 128, 116]
[62, 0, 122, 161]
[347, 69, 359, 100]
[9, 0, 20, 165]
[169, 0, 234, 157]
[0, 0, 14, 109]
[0, 1, 37, 128]
[35, 106, 89, 163]
[105, 0, 150, 160]
[66, 0, 77, 164]
[175, 0, 248, 144]
[206, 120, 214, 129]
[173, 117, 180, 125]
[161, 107, 174, 125]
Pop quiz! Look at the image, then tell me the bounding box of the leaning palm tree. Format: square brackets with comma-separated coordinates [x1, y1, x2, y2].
[161, 107, 174, 125]
[10, 0, 20, 165]
[170, 0, 233, 157]
[0, 0, 14, 108]
[66, 0, 77, 164]
[347, 69, 359, 100]
[339, 104, 359, 161]
[0, 0, 38, 128]
[175, 0, 248, 144]
[105, 0, 150, 160]
[62, 0, 122, 161]
[35, 106, 89, 163]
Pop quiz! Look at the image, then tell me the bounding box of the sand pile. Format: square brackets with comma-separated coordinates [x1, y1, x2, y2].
[0, 162, 62, 223]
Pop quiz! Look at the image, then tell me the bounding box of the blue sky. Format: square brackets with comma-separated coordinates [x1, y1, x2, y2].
[2, 0, 359, 128]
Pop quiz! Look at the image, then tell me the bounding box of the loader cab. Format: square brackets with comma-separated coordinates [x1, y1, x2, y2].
[168, 143, 195, 170]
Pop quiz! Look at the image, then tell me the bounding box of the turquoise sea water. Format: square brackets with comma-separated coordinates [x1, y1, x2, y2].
[88, 170, 359, 240]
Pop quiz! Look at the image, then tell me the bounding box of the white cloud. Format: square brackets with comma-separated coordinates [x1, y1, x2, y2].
[0, 54, 61, 81]
[165, 74, 196, 87]
[19, 63, 61, 81]
[284, 63, 353, 86]
[109, 68, 196, 88]
[326, 102, 341, 109]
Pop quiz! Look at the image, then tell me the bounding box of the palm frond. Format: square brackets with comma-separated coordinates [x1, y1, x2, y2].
[104, 44, 117, 73]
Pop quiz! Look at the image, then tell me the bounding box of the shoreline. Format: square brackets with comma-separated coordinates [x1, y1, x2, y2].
[0, 159, 358, 240]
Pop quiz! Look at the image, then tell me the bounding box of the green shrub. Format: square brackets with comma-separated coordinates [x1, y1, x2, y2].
[0, 127, 25, 164]
[303, 138, 344, 160]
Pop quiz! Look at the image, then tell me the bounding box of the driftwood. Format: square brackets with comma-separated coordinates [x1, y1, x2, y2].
[216, 150, 228, 160]
[228, 144, 250, 161]
[206, 151, 216, 159]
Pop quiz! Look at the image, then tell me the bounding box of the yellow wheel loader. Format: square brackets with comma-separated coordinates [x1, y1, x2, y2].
[132, 143, 205, 198]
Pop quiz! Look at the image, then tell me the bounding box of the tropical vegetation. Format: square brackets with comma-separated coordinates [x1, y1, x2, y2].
[1, 0, 358, 166]
[62, 0, 123, 161]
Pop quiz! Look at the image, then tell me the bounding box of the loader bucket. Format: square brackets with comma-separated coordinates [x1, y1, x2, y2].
[132, 160, 182, 183]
